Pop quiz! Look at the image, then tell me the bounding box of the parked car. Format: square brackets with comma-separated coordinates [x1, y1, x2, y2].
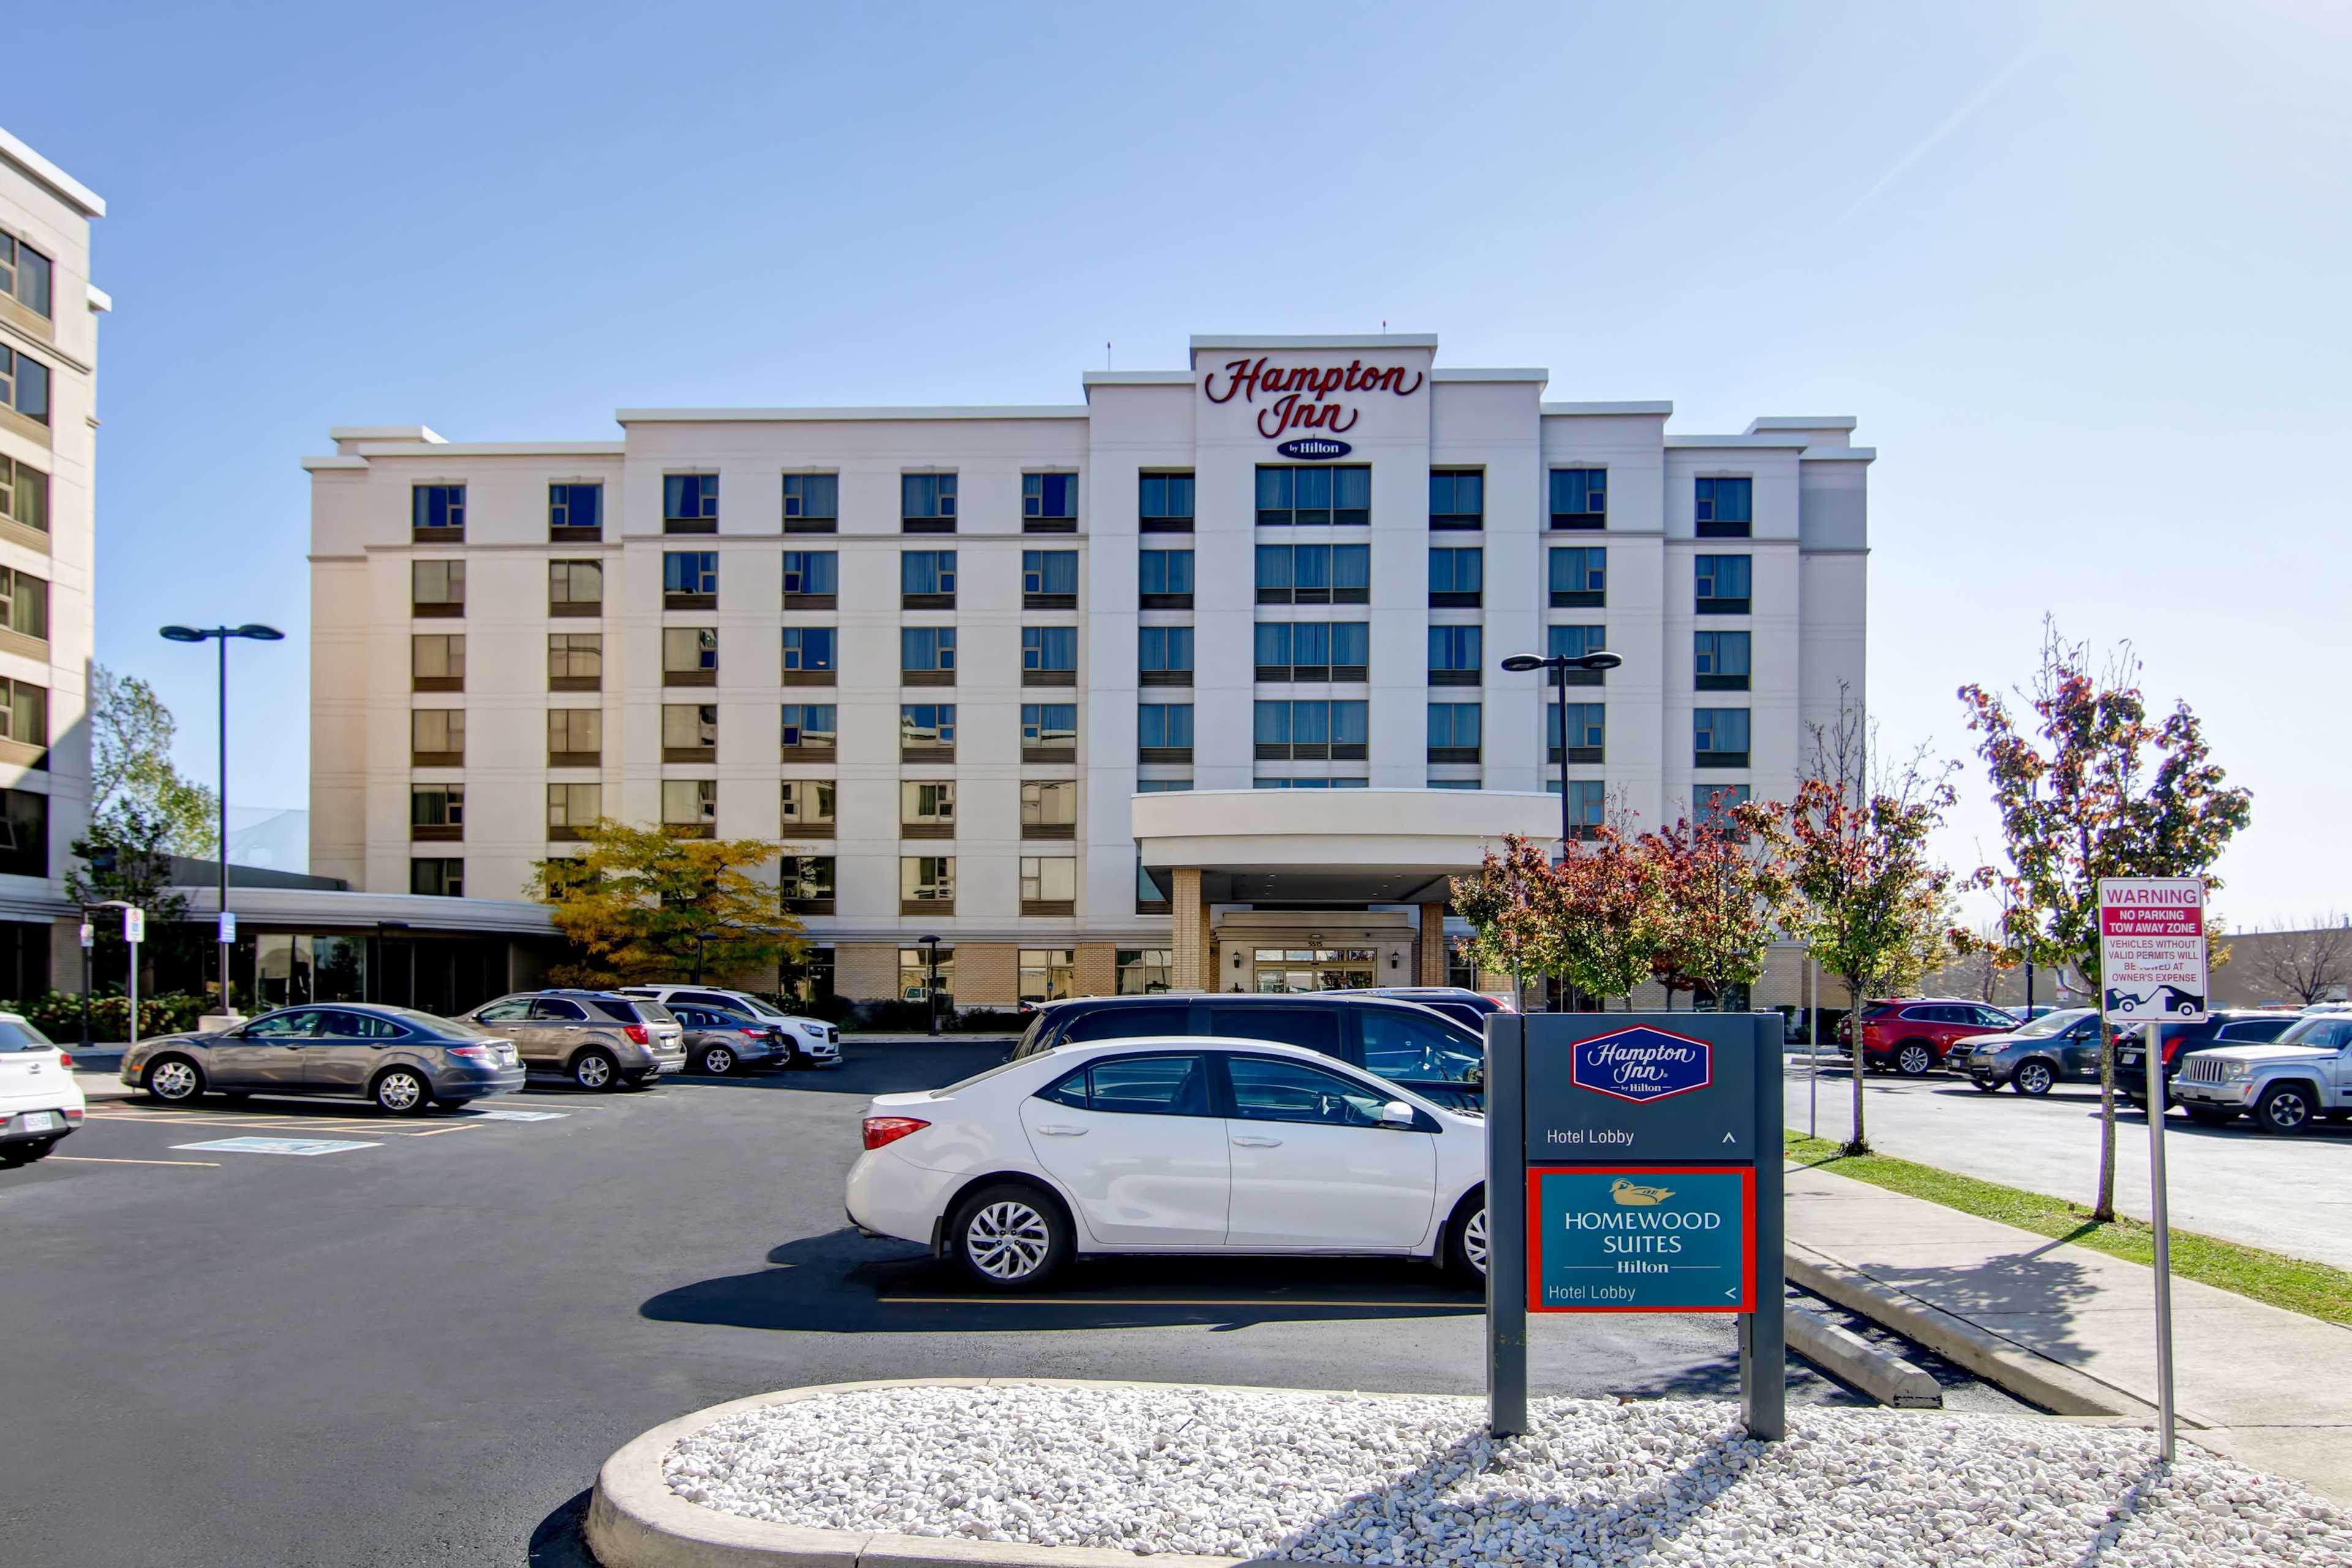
[1956, 1008, 2115, 1095]
[617, 985, 841, 1067]
[1840, 998, 2021, 1076]
[1324, 986, 1517, 1032]
[664, 1002, 793, 1076]
[2173, 1013, 2352, 1134]
[2117, 1011, 2299, 1106]
[1011, 992, 1487, 1109]
[2104, 984, 2205, 1016]
[463, 990, 685, 1090]
[1, 1012, 85, 1165]
[848, 1035, 1487, 1291]
[121, 1004, 526, 1115]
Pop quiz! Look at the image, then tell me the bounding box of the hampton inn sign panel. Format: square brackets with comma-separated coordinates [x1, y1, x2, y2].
[1202, 355, 1427, 440]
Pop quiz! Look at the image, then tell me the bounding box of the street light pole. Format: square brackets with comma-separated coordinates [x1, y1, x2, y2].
[1500, 647, 1625, 1014]
[921, 935, 941, 1036]
[161, 623, 284, 1021]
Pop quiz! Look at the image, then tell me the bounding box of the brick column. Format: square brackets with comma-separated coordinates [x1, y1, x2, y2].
[1172, 867, 1205, 990]
[1419, 902, 1448, 986]
[1073, 943, 1118, 997]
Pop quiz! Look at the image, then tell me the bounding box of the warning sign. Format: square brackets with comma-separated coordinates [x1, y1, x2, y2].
[2098, 878, 2208, 1023]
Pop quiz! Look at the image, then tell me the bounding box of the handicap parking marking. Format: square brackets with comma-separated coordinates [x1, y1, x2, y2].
[170, 1137, 382, 1157]
[468, 1109, 569, 1122]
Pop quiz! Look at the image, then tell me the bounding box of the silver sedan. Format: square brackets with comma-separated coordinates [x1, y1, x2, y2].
[120, 1004, 526, 1115]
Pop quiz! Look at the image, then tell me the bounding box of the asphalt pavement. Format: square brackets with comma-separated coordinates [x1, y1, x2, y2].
[1783, 1055, 2352, 1270]
[11, 1042, 1890, 1568]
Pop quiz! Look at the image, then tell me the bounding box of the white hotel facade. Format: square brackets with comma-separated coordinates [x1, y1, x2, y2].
[307, 334, 1869, 1008]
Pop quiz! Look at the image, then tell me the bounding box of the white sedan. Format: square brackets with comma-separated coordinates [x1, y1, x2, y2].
[846, 1036, 1488, 1290]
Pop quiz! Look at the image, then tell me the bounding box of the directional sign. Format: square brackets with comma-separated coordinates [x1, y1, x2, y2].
[2099, 878, 2208, 1023]
[218, 911, 236, 943]
[123, 907, 145, 944]
[1527, 1166, 1755, 1313]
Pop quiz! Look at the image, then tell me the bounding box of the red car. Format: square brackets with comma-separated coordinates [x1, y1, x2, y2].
[1839, 998, 2021, 1076]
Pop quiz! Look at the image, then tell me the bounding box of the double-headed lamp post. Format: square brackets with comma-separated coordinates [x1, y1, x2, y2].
[919, 935, 943, 1036]
[160, 624, 284, 1020]
[1501, 647, 1625, 1011]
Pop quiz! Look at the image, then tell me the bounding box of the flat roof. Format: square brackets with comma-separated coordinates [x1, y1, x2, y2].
[616, 405, 1090, 423]
[0, 125, 104, 218]
[1541, 401, 1674, 417]
[1191, 334, 1439, 350]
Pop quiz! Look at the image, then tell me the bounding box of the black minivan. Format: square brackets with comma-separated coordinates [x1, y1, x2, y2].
[1012, 993, 1487, 1109]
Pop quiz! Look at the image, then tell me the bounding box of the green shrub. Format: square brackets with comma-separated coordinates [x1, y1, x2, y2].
[10, 989, 211, 1043]
[954, 1008, 1030, 1035]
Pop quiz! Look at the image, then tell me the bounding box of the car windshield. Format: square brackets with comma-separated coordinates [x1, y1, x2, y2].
[2278, 1017, 2352, 1050]
[0, 1016, 55, 1050]
[935, 1055, 1039, 1095]
[2012, 1008, 2091, 1038]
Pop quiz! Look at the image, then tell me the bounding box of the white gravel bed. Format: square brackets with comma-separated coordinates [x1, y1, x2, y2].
[663, 1383, 2352, 1567]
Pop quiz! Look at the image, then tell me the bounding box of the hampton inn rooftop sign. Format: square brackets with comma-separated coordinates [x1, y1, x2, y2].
[1202, 356, 1426, 442]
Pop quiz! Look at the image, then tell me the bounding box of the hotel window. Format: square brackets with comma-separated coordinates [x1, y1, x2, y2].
[547, 709, 600, 766]
[1695, 477, 1753, 538]
[663, 551, 717, 609]
[548, 559, 601, 616]
[1020, 860, 1077, 917]
[1695, 554, 1752, 614]
[902, 549, 957, 608]
[663, 473, 719, 533]
[1549, 702, 1605, 764]
[413, 559, 465, 617]
[1694, 707, 1751, 768]
[900, 856, 956, 913]
[1428, 546, 1482, 608]
[412, 709, 465, 766]
[1022, 779, 1076, 839]
[0, 233, 53, 318]
[1565, 780, 1607, 840]
[1549, 548, 1606, 608]
[782, 626, 836, 684]
[1429, 470, 1483, 531]
[1698, 784, 1754, 836]
[1256, 543, 1368, 605]
[901, 703, 956, 760]
[0, 679, 46, 762]
[1139, 472, 1194, 533]
[1550, 468, 1607, 529]
[1139, 625, 1193, 687]
[1256, 464, 1370, 526]
[1138, 703, 1193, 764]
[1134, 780, 1193, 793]
[0, 457, 48, 535]
[412, 484, 465, 540]
[902, 780, 956, 838]
[899, 944, 955, 1001]
[1695, 630, 1751, 690]
[1427, 702, 1482, 764]
[1023, 472, 1078, 532]
[547, 633, 602, 691]
[547, 782, 601, 840]
[1021, 703, 1076, 760]
[782, 550, 838, 608]
[0, 346, 50, 424]
[538, 855, 596, 900]
[1428, 625, 1482, 687]
[782, 473, 839, 534]
[780, 779, 835, 839]
[1136, 860, 1171, 915]
[662, 703, 718, 761]
[1117, 948, 1174, 994]
[412, 633, 465, 693]
[548, 483, 602, 540]
[0, 568, 49, 641]
[0, 788, 44, 877]
[1020, 948, 1077, 1000]
[410, 858, 464, 898]
[902, 473, 957, 533]
[662, 779, 718, 837]
[664, 627, 719, 686]
[1254, 622, 1368, 682]
[1022, 549, 1077, 609]
[782, 854, 836, 914]
[780, 704, 837, 756]
[410, 784, 463, 842]
[901, 627, 956, 685]
[1547, 624, 1608, 684]
[1256, 699, 1366, 761]
[1022, 625, 1077, 685]
[1139, 549, 1193, 609]
[1427, 780, 1480, 791]
[1253, 778, 1370, 790]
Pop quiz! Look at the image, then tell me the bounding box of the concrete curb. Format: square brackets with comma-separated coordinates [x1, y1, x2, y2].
[1784, 1301, 1942, 1408]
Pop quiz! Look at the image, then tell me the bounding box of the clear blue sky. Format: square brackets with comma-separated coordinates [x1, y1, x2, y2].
[10, 0, 2347, 925]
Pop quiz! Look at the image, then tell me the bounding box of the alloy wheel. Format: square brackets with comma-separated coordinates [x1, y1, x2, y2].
[149, 1060, 198, 1101]
[2016, 1062, 2054, 1095]
[1897, 1044, 1933, 1076]
[576, 1054, 612, 1089]
[377, 1071, 424, 1112]
[1463, 1208, 1490, 1276]
[965, 1201, 1052, 1281]
[703, 1046, 734, 1074]
[2265, 1088, 2312, 1131]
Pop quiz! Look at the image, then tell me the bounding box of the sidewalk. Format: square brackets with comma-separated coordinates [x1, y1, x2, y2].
[1786, 1158, 2352, 1503]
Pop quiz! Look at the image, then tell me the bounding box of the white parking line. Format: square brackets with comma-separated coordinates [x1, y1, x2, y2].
[52, 1155, 221, 1167]
[170, 1137, 381, 1157]
[470, 1109, 570, 1122]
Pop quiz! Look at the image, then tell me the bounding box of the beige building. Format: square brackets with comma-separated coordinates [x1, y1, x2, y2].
[0, 128, 101, 996]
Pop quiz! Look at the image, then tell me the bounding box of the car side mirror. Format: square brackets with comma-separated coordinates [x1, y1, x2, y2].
[1378, 1101, 1417, 1129]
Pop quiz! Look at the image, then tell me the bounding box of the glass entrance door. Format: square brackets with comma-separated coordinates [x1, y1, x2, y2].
[1253, 948, 1377, 993]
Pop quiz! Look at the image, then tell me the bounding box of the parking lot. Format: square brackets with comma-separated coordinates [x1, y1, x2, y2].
[0, 1041, 1958, 1568]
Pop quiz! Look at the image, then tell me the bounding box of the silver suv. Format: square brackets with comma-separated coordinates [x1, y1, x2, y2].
[619, 984, 841, 1066]
[464, 990, 685, 1091]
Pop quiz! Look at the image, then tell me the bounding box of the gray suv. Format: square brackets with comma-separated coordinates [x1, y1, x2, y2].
[464, 990, 685, 1090]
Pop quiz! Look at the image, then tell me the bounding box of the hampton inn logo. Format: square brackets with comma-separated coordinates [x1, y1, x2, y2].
[1567, 1026, 1714, 1104]
[1203, 356, 1425, 440]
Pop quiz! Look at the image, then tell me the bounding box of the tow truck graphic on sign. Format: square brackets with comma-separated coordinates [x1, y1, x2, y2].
[1568, 1026, 1713, 1104]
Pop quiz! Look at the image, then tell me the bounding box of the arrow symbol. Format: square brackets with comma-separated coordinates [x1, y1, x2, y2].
[1725, 1287, 1739, 1300]
[1722, 1132, 1738, 1144]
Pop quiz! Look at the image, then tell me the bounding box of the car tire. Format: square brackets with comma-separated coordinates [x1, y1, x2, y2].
[2012, 1059, 2056, 1096]
[2184, 1105, 2237, 1126]
[570, 1047, 620, 1092]
[697, 1044, 736, 1076]
[371, 1066, 434, 1117]
[2254, 1082, 2318, 1136]
[0, 1137, 56, 1167]
[1444, 1189, 1489, 1284]
[144, 1054, 205, 1104]
[1894, 1041, 1936, 1077]
[948, 1182, 1072, 1291]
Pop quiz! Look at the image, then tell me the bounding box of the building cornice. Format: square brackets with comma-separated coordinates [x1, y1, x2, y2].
[1541, 401, 1673, 417]
[616, 406, 1089, 423]
[0, 126, 104, 217]
[1431, 368, 1548, 384]
[0, 314, 91, 375]
[1191, 333, 1438, 350]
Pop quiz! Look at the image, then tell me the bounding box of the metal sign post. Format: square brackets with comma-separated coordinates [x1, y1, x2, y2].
[2098, 875, 2207, 1466]
[123, 905, 146, 1052]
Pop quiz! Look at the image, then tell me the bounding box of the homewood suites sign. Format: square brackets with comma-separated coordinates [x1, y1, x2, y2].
[1203, 356, 1425, 440]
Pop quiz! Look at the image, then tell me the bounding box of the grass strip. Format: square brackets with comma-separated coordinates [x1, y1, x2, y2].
[1784, 1129, 2352, 1327]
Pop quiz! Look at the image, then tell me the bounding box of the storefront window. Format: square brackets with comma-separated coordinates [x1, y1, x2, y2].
[1117, 949, 1173, 995]
[1019, 948, 1075, 1005]
[898, 946, 954, 1004]
[1253, 948, 1377, 993]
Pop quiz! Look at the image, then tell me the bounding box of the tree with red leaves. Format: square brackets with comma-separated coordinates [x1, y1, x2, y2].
[1648, 792, 1795, 1012]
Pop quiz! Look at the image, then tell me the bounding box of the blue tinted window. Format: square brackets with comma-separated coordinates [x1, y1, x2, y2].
[1567, 780, 1605, 826]
[663, 551, 717, 594]
[1429, 625, 1482, 673]
[1695, 477, 1752, 524]
[902, 627, 956, 671]
[901, 704, 956, 744]
[1331, 623, 1370, 666]
[1254, 624, 1291, 667]
[902, 473, 957, 518]
[1331, 701, 1368, 745]
[1022, 550, 1077, 594]
[782, 628, 835, 671]
[1022, 704, 1076, 745]
[1548, 703, 1604, 751]
[1332, 545, 1369, 589]
[1140, 550, 1194, 595]
[1695, 555, 1752, 600]
[1549, 624, 1606, 660]
[549, 483, 601, 532]
[783, 474, 837, 518]
[1023, 626, 1077, 670]
[782, 551, 837, 594]
[1550, 548, 1606, 594]
[1255, 546, 1294, 590]
[1695, 708, 1751, 755]
[1428, 703, 1482, 748]
[903, 551, 957, 594]
[663, 473, 718, 520]
[1550, 469, 1607, 517]
[1023, 472, 1077, 519]
[1694, 630, 1751, 676]
[413, 484, 465, 530]
[782, 705, 837, 747]
[1139, 703, 1193, 748]
[1140, 627, 1193, 672]
[1430, 470, 1483, 519]
[1140, 473, 1194, 519]
[1430, 548, 1482, 594]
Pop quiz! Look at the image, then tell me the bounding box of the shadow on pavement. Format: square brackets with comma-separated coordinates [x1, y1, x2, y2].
[664, 1042, 1011, 1098]
[526, 1490, 595, 1567]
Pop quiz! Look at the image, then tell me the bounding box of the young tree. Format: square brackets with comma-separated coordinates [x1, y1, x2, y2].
[1960, 625, 2252, 1221]
[1648, 795, 1793, 1011]
[89, 666, 217, 856]
[1552, 824, 1671, 1009]
[1453, 835, 1559, 1008]
[2250, 916, 2352, 1006]
[64, 798, 195, 995]
[531, 820, 804, 987]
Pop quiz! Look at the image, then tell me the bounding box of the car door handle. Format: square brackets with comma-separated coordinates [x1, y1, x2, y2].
[1034, 1124, 1087, 1136]
[1231, 1135, 1283, 1147]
